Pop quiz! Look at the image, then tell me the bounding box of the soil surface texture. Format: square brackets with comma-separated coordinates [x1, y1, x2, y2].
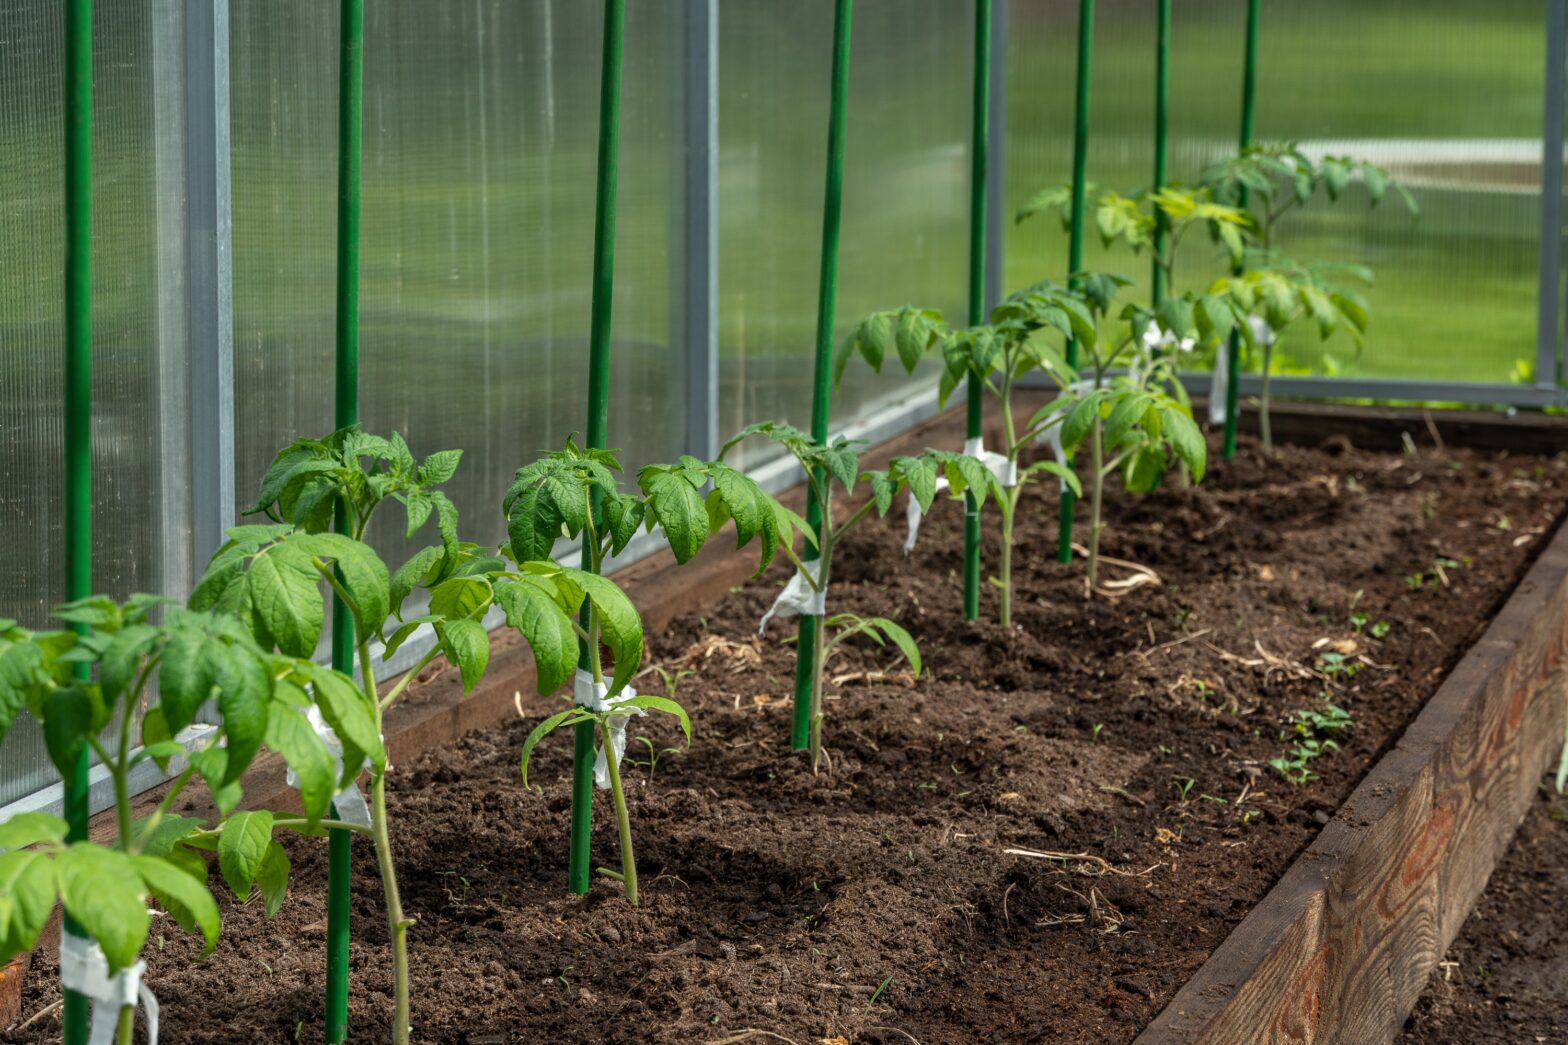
[6, 433, 1568, 1044]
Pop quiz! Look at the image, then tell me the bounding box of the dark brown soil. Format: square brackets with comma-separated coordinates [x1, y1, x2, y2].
[1402, 782, 1568, 1043]
[7, 434, 1568, 1044]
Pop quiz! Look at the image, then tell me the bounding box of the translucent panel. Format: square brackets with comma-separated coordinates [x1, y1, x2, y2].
[1005, 0, 1547, 383]
[719, 0, 973, 471]
[231, 0, 685, 564]
[0, 0, 188, 804]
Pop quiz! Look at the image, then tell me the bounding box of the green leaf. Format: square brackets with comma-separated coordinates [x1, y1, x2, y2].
[41, 687, 95, 781]
[519, 707, 589, 787]
[131, 815, 204, 859]
[249, 543, 326, 658]
[1163, 408, 1207, 483]
[564, 570, 643, 697]
[428, 575, 493, 623]
[156, 626, 215, 734]
[0, 850, 57, 960]
[894, 308, 929, 373]
[0, 812, 68, 853]
[1104, 392, 1152, 446]
[505, 481, 567, 564]
[256, 841, 290, 919]
[308, 535, 391, 641]
[302, 665, 384, 776]
[1060, 391, 1105, 454]
[418, 449, 462, 487]
[601, 493, 646, 557]
[132, 854, 220, 957]
[98, 625, 159, 705]
[493, 579, 577, 696]
[868, 618, 921, 676]
[642, 470, 709, 564]
[1023, 460, 1082, 496]
[614, 696, 692, 747]
[857, 312, 890, 373]
[265, 707, 335, 825]
[822, 444, 860, 494]
[0, 640, 45, 746]
[213, 645, 271, 784]
[58, 844, 149, 973]
[1124, 445, 1166, 494]
[893, 456, 936, 513]
[436, 618, 490, 695]
[389, 545, 445, 620]
[218, 811, 275, 901]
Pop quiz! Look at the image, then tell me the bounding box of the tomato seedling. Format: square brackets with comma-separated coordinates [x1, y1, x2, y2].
[838, 300, 1077, 626]
[0, 597, 343, 1044]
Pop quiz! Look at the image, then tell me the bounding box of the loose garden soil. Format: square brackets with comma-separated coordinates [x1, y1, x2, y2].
[7, 433, 1568, 1044]
[1402, 784, 1568, 1043]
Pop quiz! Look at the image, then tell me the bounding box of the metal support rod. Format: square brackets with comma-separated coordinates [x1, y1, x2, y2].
[1537, 0, 1567, 392]
[986, 0, 1007, 316]
[1223, 0, 1259, 459]
[61, 1, 93, 1041]
[684, 0, 719, 462]
[325, 0, 365, 1038]
[1151, 0, 1170, 307]
[963, 0, 992, 621]
[1057, 0, 1094, 564]
[187, 0, 236, 575]
[571, 0, 626, 893]
[793, 0, 854, 750]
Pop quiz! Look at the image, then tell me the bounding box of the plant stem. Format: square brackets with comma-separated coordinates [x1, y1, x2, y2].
[1088, 414, 1105, 588]
[998, 493, 1016, 629]
[1260, 341, 1274, 457]
[115, 1004, 133, 1045]
[599, 719, 637, 905]
[378, 644, 441, 712]
[369, 769, 411, 1045]
[808, 611, 826, 774]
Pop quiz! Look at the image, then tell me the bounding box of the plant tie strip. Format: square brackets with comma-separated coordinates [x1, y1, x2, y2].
[905, 441, 1016, 556]
[60, 930, 159, 1044]
[574, 668, 643, 790]
[1208, 316, 1275, 427]
[758, 559, 827, 636]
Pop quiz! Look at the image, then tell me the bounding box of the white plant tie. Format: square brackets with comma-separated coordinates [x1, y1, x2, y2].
[903, 438, 1017, 557]
[574, 668, 642, 790]
[758, 559, 826, 636]
[1211, 316, 1275, 427]
[284, 704, 372, 828]
[60, 930, 158, 1045]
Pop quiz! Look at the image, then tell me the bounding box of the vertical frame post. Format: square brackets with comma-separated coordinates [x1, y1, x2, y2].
[324, 1, 365, 1039]
[684, 0, 719, 463]
[571, 0, 627, 895]
[1538, 0, 1566, 395]
[1057, 0, 1094, 564]
[962, 0, 992, 621]
[61, 1, 94, 1042]
[187, 0, 236, 574]
[1222, 0, 1259, 459]
[792, 0, 854, 751]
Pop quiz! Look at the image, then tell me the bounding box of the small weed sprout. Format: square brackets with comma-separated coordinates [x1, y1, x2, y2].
[1271, 699, 1353, 784]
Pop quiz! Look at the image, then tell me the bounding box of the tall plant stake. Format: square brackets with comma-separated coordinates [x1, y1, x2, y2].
[962, 0, 992, 620]
[1222, 0, 1260, 460]
[1057, 0, 1095, 564]
[793, 0, 854, 750]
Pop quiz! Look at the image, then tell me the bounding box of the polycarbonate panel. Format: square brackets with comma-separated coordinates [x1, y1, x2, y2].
[719, 0, 972, 472]
[0, 0, 189, 804]
[1006, 0, 1549, 384]
[231, 0, 685, 565]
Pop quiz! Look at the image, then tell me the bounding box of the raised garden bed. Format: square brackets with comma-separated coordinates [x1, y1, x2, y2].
[4, 401, 1566, 1044]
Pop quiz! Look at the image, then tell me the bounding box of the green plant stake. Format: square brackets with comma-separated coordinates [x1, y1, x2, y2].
[325, 0, 363, 1038]
[1152, 0, 1170, 308]
[1222, 0, 1259, 460]
[61, 1, 92, 1041]
[962, 0, 992, 621]
[1058, 0, 1095, 565]
[572, 0, 626, 893]
[794, 0, 854, 751]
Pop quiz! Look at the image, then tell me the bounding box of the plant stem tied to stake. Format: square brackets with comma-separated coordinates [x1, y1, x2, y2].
[1058, 0, 1095, 564]
[794, 0, 854, 750]
[572, 0, 626, 893]
[62, 0, 93, 1041]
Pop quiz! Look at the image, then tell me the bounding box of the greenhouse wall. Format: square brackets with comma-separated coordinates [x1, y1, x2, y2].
[0, 0, 1565, 816]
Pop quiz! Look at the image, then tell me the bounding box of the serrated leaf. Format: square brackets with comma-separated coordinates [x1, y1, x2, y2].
[519, 707, 589, 787]
[302, 665, 383, 775]
[615, 696, 692, 746]
[0, 812, 68, 853]
[389, 545, 445, 620]
[132, 854, 220, 957]
[41, 687, 94, 781]
[0, 849, 57, 960]
[213, 645, 271, 784]
[564, 570, 643, 697]
[418, 449, 462, 487]
[58, 844, 149, 973]
[493, 578, 577, 695]
[1163, 408, 1206, 482]
[256, 841, 289, 919]
[218, 810, 274, 900]
[436, 618, 489, 695]
[642, 470, 708, 564]
[249, 543, 326, 658]
[868, 618, 921, 676]
[265, 706, 335, 825]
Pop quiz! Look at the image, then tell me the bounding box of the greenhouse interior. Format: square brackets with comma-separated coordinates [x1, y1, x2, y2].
[2, 0, 1568, 1042]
